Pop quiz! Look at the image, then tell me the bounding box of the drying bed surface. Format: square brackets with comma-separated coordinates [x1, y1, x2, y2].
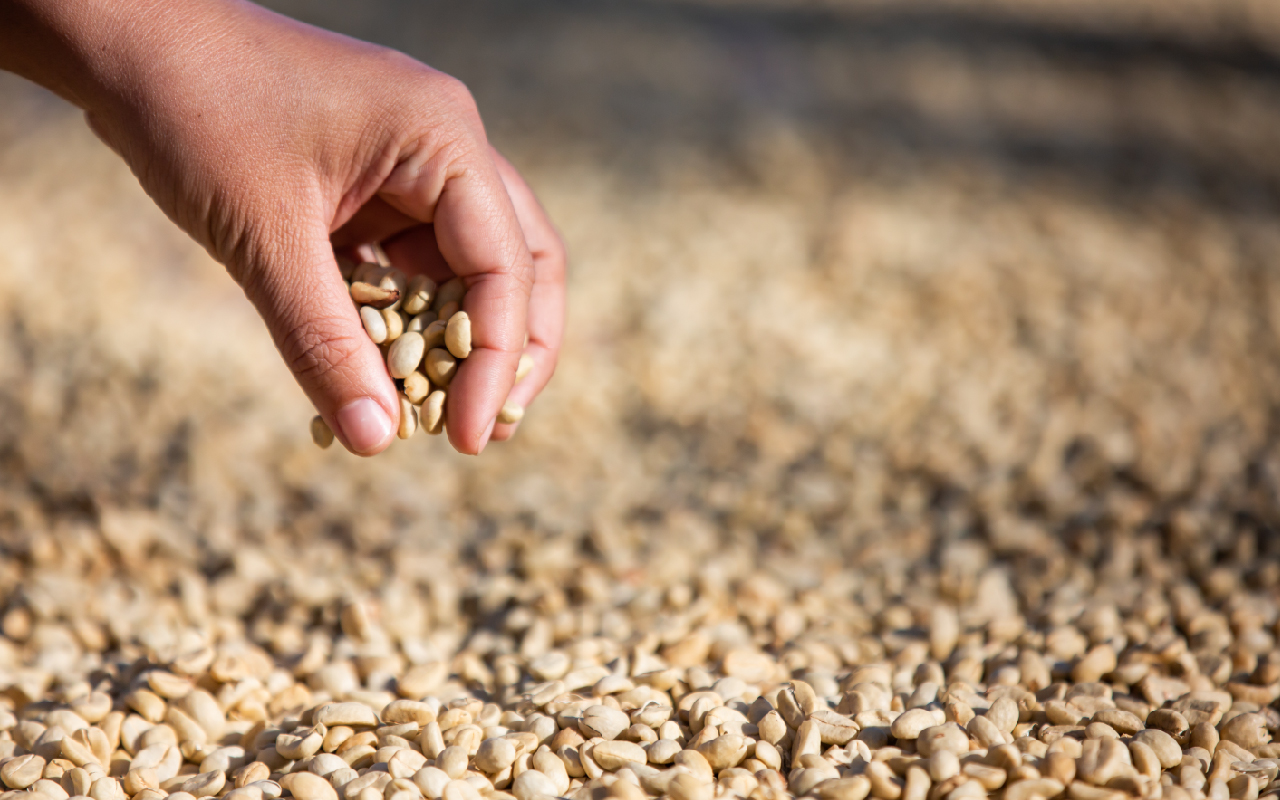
[0, 1, 1278, 799]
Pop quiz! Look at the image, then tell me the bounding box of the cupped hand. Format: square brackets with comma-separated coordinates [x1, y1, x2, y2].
[76, 0, 564, 455]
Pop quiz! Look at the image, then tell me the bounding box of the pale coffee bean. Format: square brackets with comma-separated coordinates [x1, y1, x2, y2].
[397, 396, 418, 439]
[380, 308, 405, 343]
[422, 391, 446, 436]
[435, 301, 459, 323]
[360, 306, 388, 344]
[445, 313, 471, 359]
[387, 332, 426, 380]
[591, 740, 647, 771]
[515, 355, 534, 383]
[425, 349, 456, 387]
[695, 735, 745, 771]
[279, 772, 338, 800]
[497, 403, 524, 425]
[406, 311, 437, 334]
[403, 372, 432, 404]
[316, 704, 379, 729]
[174, 771, 225, 798]
[1220, 713, 1270, 749]
[3, 754, 46, 789]
[891, 709, 936, 740]
[433, 278, 465, 313]
[401, 275, 436, 316]
[473, 738, 515, 774]
[422, 319, 448, 350]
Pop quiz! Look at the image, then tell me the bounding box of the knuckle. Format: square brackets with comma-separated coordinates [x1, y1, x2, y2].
[376, 63, 481, 152]
[374, 46, 421, 74]
[279, 314, 367, 389]
[433, 126, 482, 172]
[435, 74, 479, 117]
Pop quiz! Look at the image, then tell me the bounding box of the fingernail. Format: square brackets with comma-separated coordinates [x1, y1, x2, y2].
[336, 397, 392, 455]
[478, 416, 497, 453]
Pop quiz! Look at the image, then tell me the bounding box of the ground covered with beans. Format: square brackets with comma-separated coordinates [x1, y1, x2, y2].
[1, 2, 1279, 800]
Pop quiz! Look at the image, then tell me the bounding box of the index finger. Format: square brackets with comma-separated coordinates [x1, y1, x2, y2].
[380, 139, 533, 454]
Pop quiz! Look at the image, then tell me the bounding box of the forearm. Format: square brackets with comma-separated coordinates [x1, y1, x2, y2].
[0, 0, 259, 116]
[0, 0, 97, 106]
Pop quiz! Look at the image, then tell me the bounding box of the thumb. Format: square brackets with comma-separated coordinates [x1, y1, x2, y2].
[241, 221, 399, 456]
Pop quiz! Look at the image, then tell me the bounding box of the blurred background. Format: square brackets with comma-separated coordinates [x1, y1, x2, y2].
[0, 0, 1278, 678]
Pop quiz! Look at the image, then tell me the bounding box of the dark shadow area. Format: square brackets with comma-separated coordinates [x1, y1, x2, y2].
[653, 2, 1280, 78]
[263, 0, 1280, 215]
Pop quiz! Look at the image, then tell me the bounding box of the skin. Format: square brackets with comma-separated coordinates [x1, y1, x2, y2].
[0, 0, 565, 455]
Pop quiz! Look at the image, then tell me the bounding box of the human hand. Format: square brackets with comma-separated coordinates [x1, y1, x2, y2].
[1, 0, 564, 455]
[336, 147, 564, 446]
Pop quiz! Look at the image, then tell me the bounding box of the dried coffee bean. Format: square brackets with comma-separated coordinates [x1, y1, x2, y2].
[403, 372, 431, 405]
[516, 355, 534, 383]
[433, 278, 465, 313]
[422, 391, 446, 435]
[445, 312, 471, 359]
[436, 301, 459, 323]
[381, 308, 405, 343]
[497, 403, 524, 425]
[406, 311, 436, 334]
[350, 283, 400, 309]
[387, 332, 426, 380]
[425, 349, 456, 387]
[311, 416, 335, 449]
[397, 396, 417, 440]
[360, 306, 388, 344]
[421, 319, 448, 351]
[401, 276, 436, 316]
